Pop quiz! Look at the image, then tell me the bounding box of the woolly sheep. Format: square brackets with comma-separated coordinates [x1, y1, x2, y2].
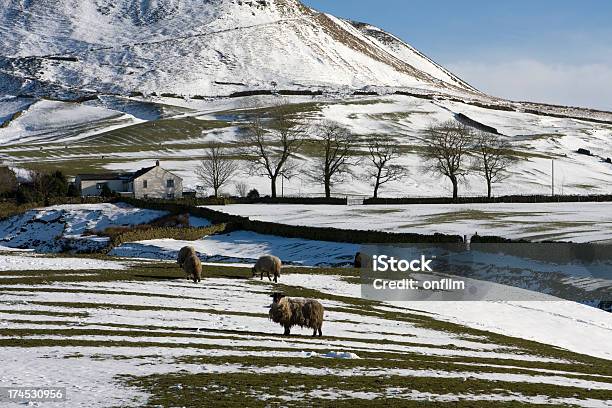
[183, 253, 202, 283]
[177, 246, 196, 268]
[269, 292, 324, 337]
[252, 255, 282, 283]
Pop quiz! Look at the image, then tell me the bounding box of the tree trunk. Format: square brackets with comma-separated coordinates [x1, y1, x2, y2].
[487, 179, 492, 199]
[373, 168, 382, 199]
[324, 179, 331, 198]
[373, 180, 380, 199]
[270, 176, 277, 198]
[213, 186, 219, 198]
[451, 176, 458, 200]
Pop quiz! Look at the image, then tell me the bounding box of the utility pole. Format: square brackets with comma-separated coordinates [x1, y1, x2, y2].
[551, 159, 555, 196]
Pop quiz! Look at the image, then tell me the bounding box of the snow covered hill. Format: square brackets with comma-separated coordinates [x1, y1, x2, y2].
[0, 0, 610, 198]
[0, 0, 478, 98]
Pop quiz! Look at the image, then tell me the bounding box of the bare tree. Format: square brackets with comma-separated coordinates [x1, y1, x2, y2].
[234, 181, 249, 198]
[421, 121, 473, 199]
[472, 131, 518, 198]
[240, 105, 306, 198]
[196, 143, 239, 197]
[365, 137, 408, 198]
[308, 121, 358, 198]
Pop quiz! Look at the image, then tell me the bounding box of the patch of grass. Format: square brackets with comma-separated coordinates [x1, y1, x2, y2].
[121, 371, 608, 407]
[338, 99, 392, 106]
[170, 354, 612, 384]
[418, 210, 545, 225]
[520, 221, 594, 234]
[567, 184, 598, 190]
[218, 102, 323, 119]
[355, 208, 404, 215]
[0, 309, 89, 317]
[76, 117, 230, 146]
[366, 111, 416, 121]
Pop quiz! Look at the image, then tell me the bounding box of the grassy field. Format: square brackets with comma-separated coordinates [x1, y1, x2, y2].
[1, 257, 610, 407]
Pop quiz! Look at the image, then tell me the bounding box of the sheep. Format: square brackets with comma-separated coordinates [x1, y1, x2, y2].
[252, 255, 282, 283]
[269, 292, 324, 337]
[177, 246, 196, 268]
[182, 253, 202, 283]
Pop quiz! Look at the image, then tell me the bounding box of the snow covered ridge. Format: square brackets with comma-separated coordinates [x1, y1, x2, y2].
[0, 203, 167, 253]
[0, 0, 478, 97]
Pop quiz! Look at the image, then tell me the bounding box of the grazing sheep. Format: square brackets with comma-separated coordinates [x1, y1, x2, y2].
[269, 292, 324, 337]
[183, 253, 202, 283]
[177, 246, 196, 268]
[252, 255, 282, 283]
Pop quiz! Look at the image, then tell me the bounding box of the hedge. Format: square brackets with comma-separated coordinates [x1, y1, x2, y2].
[470, 235, 530, 244]
[235, 196, 347, 205]
[365, 194, 612, 205]
[103, 223, 231, 248]
[228, 89, 324, 98]
[151, 196, 348, 206]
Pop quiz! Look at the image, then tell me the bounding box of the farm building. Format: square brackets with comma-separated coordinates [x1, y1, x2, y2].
[75, 161, 183, 199]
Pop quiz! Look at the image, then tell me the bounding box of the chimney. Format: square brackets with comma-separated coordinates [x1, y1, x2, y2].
[156, 160, 160, 167]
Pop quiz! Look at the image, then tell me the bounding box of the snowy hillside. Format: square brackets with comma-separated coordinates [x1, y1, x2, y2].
[0, 0, 478, 98]
[0, 203, 167, 252]
[0, 0, 610, 198]
[1, 93, 611, 197]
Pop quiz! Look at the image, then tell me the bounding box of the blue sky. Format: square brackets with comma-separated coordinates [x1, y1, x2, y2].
[302, 0, 612, 110]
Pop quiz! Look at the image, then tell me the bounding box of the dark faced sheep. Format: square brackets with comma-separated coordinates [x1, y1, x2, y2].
[269, 292, 324, 337]
[252, 255, 282, 283]
[183, 253, 202, 283]
[177, 246, 196, 268]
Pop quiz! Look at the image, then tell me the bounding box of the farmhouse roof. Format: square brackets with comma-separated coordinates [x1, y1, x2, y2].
[132, 166, 156, 179]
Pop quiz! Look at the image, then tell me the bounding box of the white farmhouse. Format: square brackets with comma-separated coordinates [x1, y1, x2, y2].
[75, 161, 183, 199]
